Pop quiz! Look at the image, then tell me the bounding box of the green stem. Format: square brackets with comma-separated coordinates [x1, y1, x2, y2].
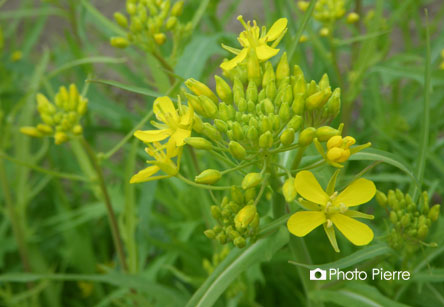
[291, 146, 306, 170]
[0, 159, 32, 274]
[79, 137, 128, 272]
[176, 174, 233, 190]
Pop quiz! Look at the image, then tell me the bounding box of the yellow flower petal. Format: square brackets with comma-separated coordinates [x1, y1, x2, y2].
[130, 165, 160, 183]
[220, 48, 248, 71]
[134, 129, 171, 143]
[295, 171, 329, 205]
[287, 211, 326, 237]
[255, 44, 279, 61]
[331, 214, 374, 246]
[153, 96, 178, 123]
[334, 178, 376, 207]
[171, 128, 191, 146]
[265, 18, 287, 41]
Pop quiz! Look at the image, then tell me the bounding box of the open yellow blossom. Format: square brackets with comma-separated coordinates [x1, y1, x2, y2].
[220, 15, 287, 71]
[130, 141, 181, 183]
[287, 170, 376, 252]
[134, 96, 193, 147]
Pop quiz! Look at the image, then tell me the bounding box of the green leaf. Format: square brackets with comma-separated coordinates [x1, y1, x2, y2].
[412, 269, 444, 283]
[0, 8, 65, 20]
[186, 227, 289, 307]
[350, 148, 417, 185]
[310, 283, 409, 307]
[87, 79, 161, 98]
[289, 243, 392, 270]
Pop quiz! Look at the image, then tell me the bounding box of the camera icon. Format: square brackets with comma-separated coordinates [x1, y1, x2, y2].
[310, 268, 327, 280]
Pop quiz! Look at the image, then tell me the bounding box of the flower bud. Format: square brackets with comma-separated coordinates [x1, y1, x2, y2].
[110, 37, 129, 48]
[199, 95, 218, 118]
[298, 127, 316, 146]
[347, 12, 360, 24]
[401, 214, 411, 227]
[234, 205, 257, 229]
[422, 191, 429, 214]
[185, 78, 218, 103]
[229, 141, 247, 160]
[36, 124, 53, 135]
[232, 122, 244, 140]
[246, 81, 258, 102]
[319, 27, 330, 37]
[193, 114, 203, 133]
[283, 177, 297, 202]
[265, 80, 277, 100]
[242, 173, 262, 190]
[276, 52, 289, 85]
[216, 232, 227, 244]
[204, 229, 216, 239]
[195, 169, 222, 184]
[73, 125, 83, 135]
[417, 224, 428, 239]
[185, 137, 212, 150]
[262, 62, 275, 87]
[77, 99, 88, 115]
[166, 16, 177, 29]
[389, 211, 398, 223]
[202, 123, 222, 141]
[306, 90, 328, 110]
[247, 48, 261, 86]
[316, 126, 340, 142]
[428, 204, 440, 222]
[259, 131, 273, 148]
[279, 101, 290, 121]
[214, 75, 232, 104]
[154, 33, 166, 45]
[126, 2, 137, 15]
[171, 0, 184, 16]
[280, 128, 295, 146]
[247, 126, 258, 142]
[233, 236, 246, 248]
[114, 12, 128, 28]
[298, 1, 309, 11]
[20, 126, 43, 138]
[54, 131, 68, 145]
[375, 191, 387, 207]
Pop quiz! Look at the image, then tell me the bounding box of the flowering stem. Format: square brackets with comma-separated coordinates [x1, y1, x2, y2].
[177, 173, 233, 190]
[79, 137, 128, 272]
[291, 146, 306, 170]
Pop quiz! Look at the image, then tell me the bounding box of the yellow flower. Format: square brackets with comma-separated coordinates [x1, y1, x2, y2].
[134, 96, 193, 147]
[130, 141, 181, 183]
[220, 16, 287, 71]
[287, 170, 376, 252]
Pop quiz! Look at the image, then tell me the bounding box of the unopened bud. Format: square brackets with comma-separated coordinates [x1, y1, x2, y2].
[234, 205, 257, 229]
[171, 0, 184, 16]
[242, 173, 262, 190]
[276, 52, 289, 85]
[110, 37, 129, 48]
[428, 204, 440, 222]
[375, 191, 387, 207]
[73, 125, 83, 135]
[199, 95, 218, 118]
[283, 177, 297, 202]
[202, 123, 222, 141]
[233, 236, 246, 248]
[347, 12, 360, 24]
[185, 78, 218, 103]
[185, 137, 212, 150]
[214, 75, 232, 104]
[229, 141, 247, 160]
[280, 128, 295, 146]
[114, 12, 128, 28]
[316, 126, 340, 142]
[246, 81, 258, 102]
[195, 169, 222, 185]
[20, 126, 43, 138]
[259, 131, 273, 148]
[54, 131, 68, 145]
[298, 127, 316, 146]
[247, 48, 261, 86]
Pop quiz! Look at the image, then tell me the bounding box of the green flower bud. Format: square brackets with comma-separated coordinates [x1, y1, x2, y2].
[213, 119, 227, 132]
[199, 95, 218, 118]
[202, 123, 222, 141]
[271, 114, 280, 131]
[234, 236, 246, 248]
[387, 190, 397, 208]
[185, 93, 204, 115]
[110, 37, 129, 48]
[262, 98, 274, 115]
[276, 52, 289, 84]
[287, 115, 303, 131]
[375, 191, 387, 207]
[316, 126, 340, 142]
[36, 124, 53, 135]
[319, 73, 330, 91]
[229, 141, 247, 160]
[126, 2, 137, 15]
[211, 205, 221, 219]
[259, 131, 273, 148]
[215, 75, 232, 104]
[171, 0, 184, 16]
[185, 78, 218, 103]
[428, 204, 440, 222]
[231, 186, 244, 203]
[234, 205, 257, 229]
[298, 127, 316, 146]
[20, 126, 43, 138]
[262, 62, 275, 87]
[195, 169, 222, 184]
[246, 81, 258, 102]
[166, 16, 177, 30]
[216, 232, 227, 244]
[238, 97, 247, 112]
[283, 177, 297, 202]
[232, 122, 244, 140]
[293, 75, 306, 95]
[389, 211, 398, 224]
[280, 128, 295, 146]
[417, 224, 428, 239]
[395, 189, 404, 201]
[306, 90, 328, 110]
[265, 80, 277, 100]
[324, 87, 341, 119]
[204, 229, 216, 239]
[401, 214, 411, 227]
[422, 191, 429, 214]
[114, 12, 128, 28]
[233, 77, 245, 101]
[245, 189, 256, 202]
[279, 101, 291, 122]
[185, 137, 212, 150]
[54, 131, 68, 145]
[247, 48, 261, 86]
[73, 124, 83, 135]
[247, 100, 256, 113]
[247, 126, 258, 142]
[242, 173, 262, 190]
[193, 114, 203, 133]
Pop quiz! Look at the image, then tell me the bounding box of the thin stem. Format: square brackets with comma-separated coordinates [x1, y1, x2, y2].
[79, 137, 128, 272]
[152, 51, 175, 85]
[176, 174, 233, 190]
[291, 146, 306, 170]
[0, 160, 32, 275]
[101, 110, 154, 160]
[221, 160, 258, 175]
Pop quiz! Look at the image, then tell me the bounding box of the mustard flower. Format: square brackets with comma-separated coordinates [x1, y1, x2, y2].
[287, 170, 376, 252]
[130, 141, 181, 183]
[220, 15, 287, 71]
[133, 96, 193, 147]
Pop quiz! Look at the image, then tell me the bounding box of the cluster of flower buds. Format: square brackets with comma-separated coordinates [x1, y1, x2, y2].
[183, 52, 342, 167]
[20, 84, 87, 145]
[376, 189, 440, 251]
[111, 0, 191, 55]
[298, 0, 359, 37]
[204, 186, 260, 248]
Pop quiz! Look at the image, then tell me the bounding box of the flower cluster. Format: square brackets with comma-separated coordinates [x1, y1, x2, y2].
[376, 189, 440, 252]
[111, 0, 191, 59]
[20, 84, 87, 145]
